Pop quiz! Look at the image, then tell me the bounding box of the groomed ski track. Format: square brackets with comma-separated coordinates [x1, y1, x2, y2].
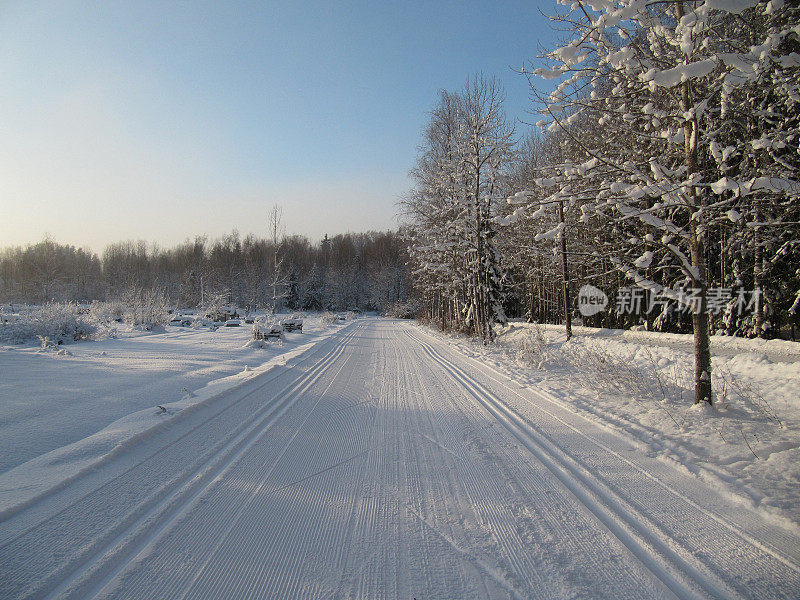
[1, 318, 798, 599]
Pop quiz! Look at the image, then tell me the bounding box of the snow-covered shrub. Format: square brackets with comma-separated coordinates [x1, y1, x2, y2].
[0, 308, 19, 328]
[87, 289, 168, 332]
[200, 291, 233, 322]
[119, 286, 169, 330]
[191, 316, 215, 329]
[37, 335, 58, 350]
[0, 304, 15, 321]
[515, 325, 548, 367]
[713, 365, 782, 427]
[319, 311, 339, 326]
[515, 332, 689, 407]
[563, 342, 664, 400]
[0, 302, 96, 344]
[90, 300, 125, 324]
[85, 300, 126, 339]
[0, 316, 33, 344]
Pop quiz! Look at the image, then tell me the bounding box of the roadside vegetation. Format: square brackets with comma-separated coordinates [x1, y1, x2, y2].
[404, 1, 799, 406]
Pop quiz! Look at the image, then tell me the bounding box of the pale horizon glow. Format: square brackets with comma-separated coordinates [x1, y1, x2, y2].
[0, 1, 557, 254]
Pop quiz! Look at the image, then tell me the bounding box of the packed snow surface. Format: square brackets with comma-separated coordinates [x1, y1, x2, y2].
[1, 318, 799, 599]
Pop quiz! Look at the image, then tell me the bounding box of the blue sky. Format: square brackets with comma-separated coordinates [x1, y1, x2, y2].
[0, 1, 558, 252]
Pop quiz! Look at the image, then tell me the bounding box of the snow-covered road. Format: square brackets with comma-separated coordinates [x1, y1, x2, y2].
[1, 318, 798, 599]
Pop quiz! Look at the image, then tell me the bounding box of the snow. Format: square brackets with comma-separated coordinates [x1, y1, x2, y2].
[533, 66, 565, 80]
[727, 209, 742, 222]
[747, 176, 800, 195]
[643, 59, 718, 87]
[0, 314, 348, 517]
[435, 321, 800, 529]
[1, 318, 799, 599]
[634, 250, 654, 269]
[553, 42, 587, 66]
[534, 222, 564, 241]
[704, 0, 759, 14]
[710, 176, 739, 194]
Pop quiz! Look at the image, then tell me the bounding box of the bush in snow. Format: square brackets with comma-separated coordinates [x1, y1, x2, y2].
[318, 311, 340, 326]
[514, 329, 689, 409]
[511, 329, 784, 453]
[191, 316, 216, 329]
[200, 290, 234, 322]
[0, 302, 96, 344]
[515, 325, 548, 367]
[89, 300, 125, 324]
[119, 286, 169, 330]
[383, 301, 420, 319]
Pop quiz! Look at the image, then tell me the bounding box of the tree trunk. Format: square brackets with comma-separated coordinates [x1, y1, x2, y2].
[558, 199, 572, 340]
[690, 222, 713, 404]
[753, 205, 765, 336]
[528, 275, 536, 323]
[677, 22, 713, 403]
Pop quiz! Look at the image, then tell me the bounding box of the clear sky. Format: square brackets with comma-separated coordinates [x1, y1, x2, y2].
[0, 1, 559, 253]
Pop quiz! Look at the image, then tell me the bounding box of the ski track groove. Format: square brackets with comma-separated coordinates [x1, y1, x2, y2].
[0, 323, 364, 600]
[398, 335, 511, 598]
[394, 323, 654, 598]
[0, 328, 347, 545]
[413, 331, 701, 599]
[414, 336, 659, 599]
[3, 319, 799, 599]
[113, 327, 369, 600]
[445, 327, 800, 580]
[405, 325, 800, 600]
[456, 329, 800, 571]
[102, 324, 362, 597]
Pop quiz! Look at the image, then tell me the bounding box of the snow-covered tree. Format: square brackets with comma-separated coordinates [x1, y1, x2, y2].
[524, 0, 799, 404]
[405, 76, 515, 342]
[266, 204, 289, 313]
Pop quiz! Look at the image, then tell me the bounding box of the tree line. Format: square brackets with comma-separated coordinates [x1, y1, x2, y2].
[404, 1, 799, 404]
[0, 228, 409, 314]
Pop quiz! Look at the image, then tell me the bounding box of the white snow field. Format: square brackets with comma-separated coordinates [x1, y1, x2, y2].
[0, 314, 342, 477]
[1, 318, 799, 599]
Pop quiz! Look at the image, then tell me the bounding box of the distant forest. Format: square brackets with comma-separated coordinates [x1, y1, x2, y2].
[0, 229, 410, 313]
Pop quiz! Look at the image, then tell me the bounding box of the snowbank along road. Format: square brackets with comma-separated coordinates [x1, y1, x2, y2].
[1, 318, 798, 599]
